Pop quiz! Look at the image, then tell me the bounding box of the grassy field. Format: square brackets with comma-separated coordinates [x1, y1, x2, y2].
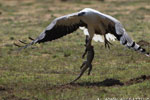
[0, 0, 150, 99]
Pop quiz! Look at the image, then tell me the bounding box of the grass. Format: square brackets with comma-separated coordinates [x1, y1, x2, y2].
[0, 0, 150, 100]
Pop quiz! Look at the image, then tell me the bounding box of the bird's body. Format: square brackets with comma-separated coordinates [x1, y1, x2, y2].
[27, 8, 119, 44]
[28, 8, 148, 56]
[16, 8, 149, 83]
[80, 8, 118, 36]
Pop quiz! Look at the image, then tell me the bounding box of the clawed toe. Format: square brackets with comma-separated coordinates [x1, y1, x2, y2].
[104, 38, 112, 49]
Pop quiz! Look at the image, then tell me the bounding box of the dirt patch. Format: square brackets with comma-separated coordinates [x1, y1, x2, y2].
[0, 85, 6, 91]
[0, 85, 29, 100]
[2, 94, 30, 100]
[125, 75, 150, 85]
[2, 95, 18, 100]
[137, 40, 150, 46]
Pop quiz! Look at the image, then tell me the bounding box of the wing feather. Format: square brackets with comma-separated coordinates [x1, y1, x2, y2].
[34, 12, 87, 43]
[17, 11, 87, 51]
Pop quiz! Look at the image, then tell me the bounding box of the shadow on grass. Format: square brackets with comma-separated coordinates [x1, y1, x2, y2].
[48, 78, 124, 90]
[70, 78, 124, 87]
[69, 75, 150, 87]
[18, 75, 150, 91]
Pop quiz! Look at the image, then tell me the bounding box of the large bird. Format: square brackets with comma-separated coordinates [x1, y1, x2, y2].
[15, 8, 149, 83]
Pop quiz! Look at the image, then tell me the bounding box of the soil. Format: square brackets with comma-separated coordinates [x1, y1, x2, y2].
[125, 75, 150, 85]
[137, 40, 150, 46]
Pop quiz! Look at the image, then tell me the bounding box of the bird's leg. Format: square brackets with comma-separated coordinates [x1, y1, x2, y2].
[14, 40, 27, 47]
[104, 35, 112, 49]
[14, 37, 35, 47]
[105, 40, 112, 49]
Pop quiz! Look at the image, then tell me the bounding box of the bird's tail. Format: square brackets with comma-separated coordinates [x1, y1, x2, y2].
[115, 23, 150, 57]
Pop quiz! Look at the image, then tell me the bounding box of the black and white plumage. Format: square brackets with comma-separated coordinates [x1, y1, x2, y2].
[17, 8, 149, 57]
[36, 13, 87, 43]
[16, 11, 87, 50]
[15, 8, 150, 83]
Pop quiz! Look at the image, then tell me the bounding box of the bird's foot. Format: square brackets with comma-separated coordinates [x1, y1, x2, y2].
[105, 38, 112, 49]
[14, 37, 35, 47]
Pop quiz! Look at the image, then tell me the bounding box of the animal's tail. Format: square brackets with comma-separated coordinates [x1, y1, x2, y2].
[115, 23, 149, 57]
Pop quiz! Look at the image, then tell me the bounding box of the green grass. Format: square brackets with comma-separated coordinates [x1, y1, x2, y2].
[0, 0, 150, 100]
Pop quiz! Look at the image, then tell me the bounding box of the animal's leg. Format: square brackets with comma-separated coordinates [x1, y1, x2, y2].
[85, 35, 90, 45]
[70, 29, 95, 83]
[70, 64, 89, 83]
[70, 45, 94, 83]
[82, 35, 89, 59]
[82, 49, 87, 59]
[82, 27, 94, 59]
[88, 64, 92, 75]
[80, 61, 86, 69]
[87, 45, 95, 75]
[86, 27, 94, 48]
